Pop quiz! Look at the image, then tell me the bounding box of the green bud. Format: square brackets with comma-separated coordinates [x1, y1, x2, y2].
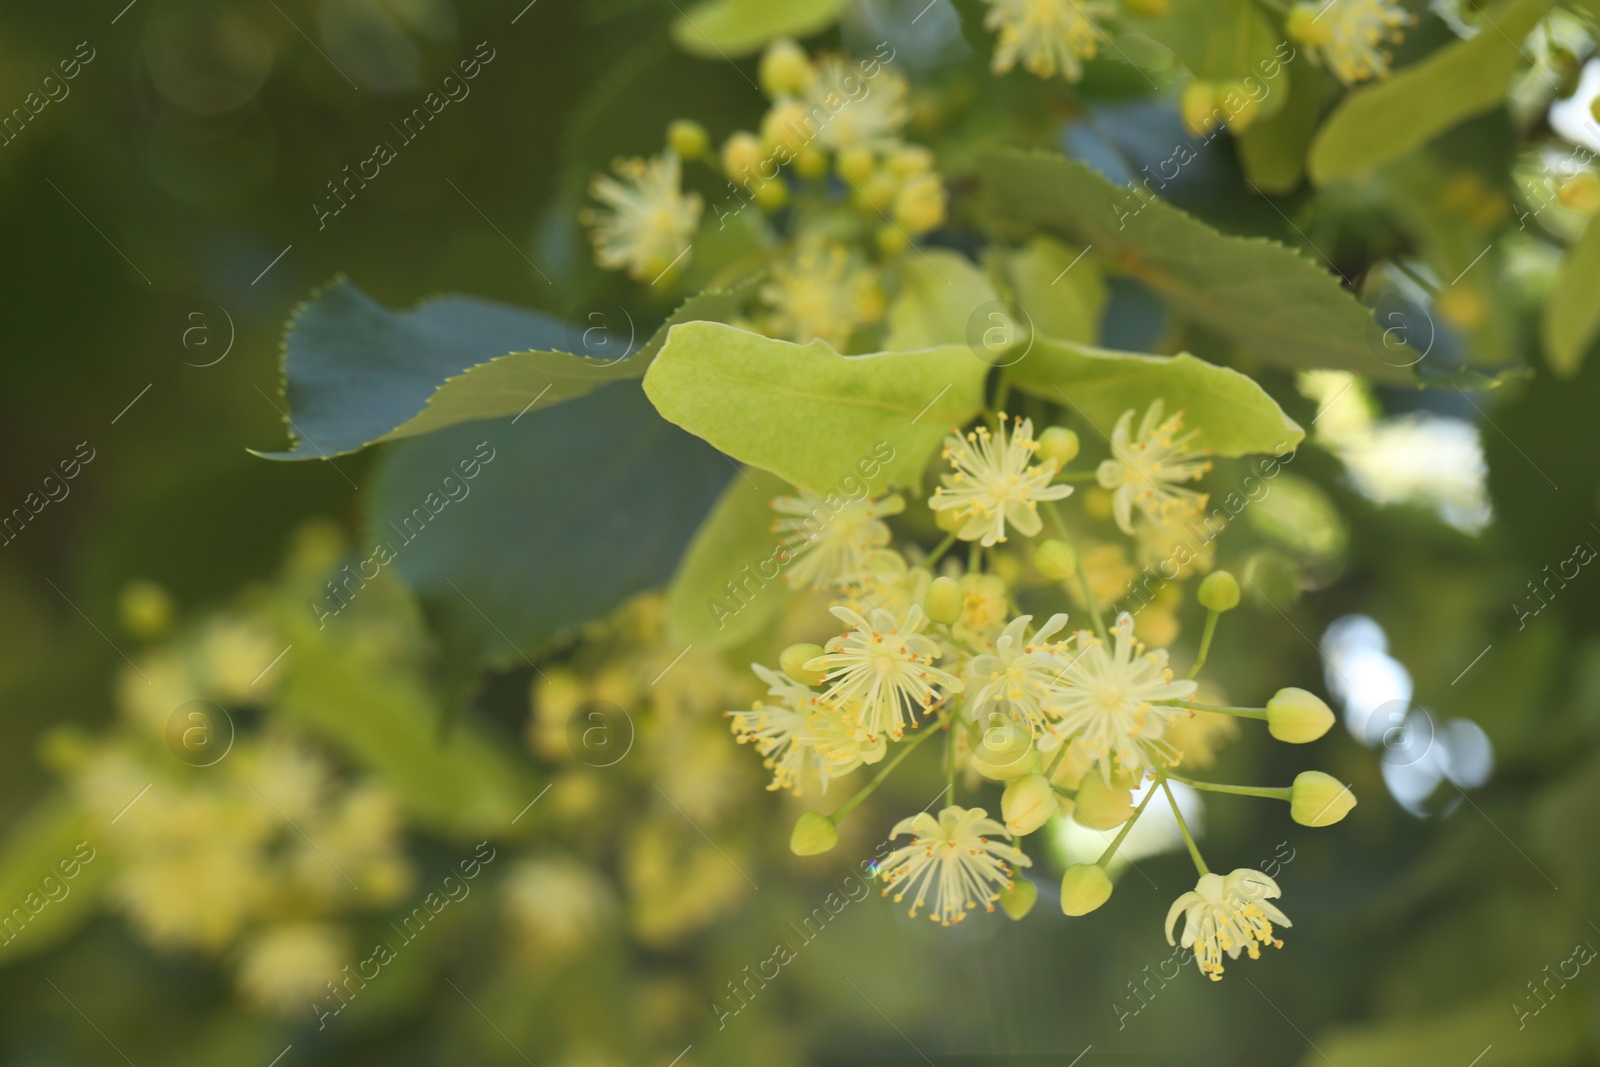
[1060, 863, 1114, 916]
[1002, 774, 1056, 836]
[1197, 570, 1241, 613]
[666, 119, 709, 160]
[934, 505, 967, 534]
[1072, 775, 1134, 830]
[1037, 426, 1080, 467]
[924, 576, 963, 626]
[780, 643, 828, 686]
[759, 38, 814, 98]
[1267, 687, 1335, 744]
[999, 877, 1038, 920]
[1033, 539, 1078, 582]
[119, 579, 174, 640]
[970, 721, 1039, 781]
[1290, 771, 1357, 827]
[790, 811, 839, 855]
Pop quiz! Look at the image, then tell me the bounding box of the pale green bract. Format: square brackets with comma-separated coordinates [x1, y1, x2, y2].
[1307, 0, 1554, 184]
[1008, 337, 1304, 458]
[670, 0, 844, 57]
[664, 468, 792, 649]
[643, 321, 988, 495]
[1543, 214, 1600, 378]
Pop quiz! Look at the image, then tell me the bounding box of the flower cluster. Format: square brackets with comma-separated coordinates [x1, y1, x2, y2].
[725, 400, 1357, 981]
[582, 39, 949, 349]
[1288, 0, 1416, 84]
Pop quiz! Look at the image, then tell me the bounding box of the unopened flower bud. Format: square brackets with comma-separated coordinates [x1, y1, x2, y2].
[1181, 82, 1220, 137]
[935, 505, 967, 534]
[876, 226, 910, 256]
[1286, 3, 1332, 46]
[971, 721, 1038, 781]
[790, 811, 839, 855]
[753, 178, 790, 210]
[999, 876, 1038, 920]
[924, 576, 964, 626]
[1267, 687, 1335, 744]
[1197, 570, 1241, 613]
[1033, 539, 1077, 582]
[794, 145, 828, 179]
[1061, 863, 1113, 916]
[667, 119, 709, 160]
[1037, 426, 1079, 466]
[856, 171, 898, 212]
[1072, 775, 1134, 830]
[837, 147, 876, 185]
[721, 132, 764, 185]
[761, 103, 809, 156]
[759, 38, 815, 98]
[1290, 771, 1356, 827]
[1003, 774, 1056, 836]
[780, 643, 828, 686]
[120, 579, 174, 640]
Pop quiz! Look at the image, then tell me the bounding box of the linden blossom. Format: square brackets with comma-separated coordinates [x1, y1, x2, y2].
[313, 41, 497, 230]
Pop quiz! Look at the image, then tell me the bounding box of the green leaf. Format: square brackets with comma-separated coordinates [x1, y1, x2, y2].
[1309, 990, 1582, 1067]
[279, 611, 542, 838]
[1307, 0, 1553, 184]
[670, 0, 844, 58]
[1009, 336, 1304, 457]
[998, 236, 1106, 344]
[644, 322, 989, 495]
[884, 249, 998, 350]
[261, 279, 754, 459]
[1542, 213, 1600, 378]
[978, 149, 1411, 382]
[665, 467, 791, 649]
[368, 383, 734, 665]
[0, 794, 105, 966]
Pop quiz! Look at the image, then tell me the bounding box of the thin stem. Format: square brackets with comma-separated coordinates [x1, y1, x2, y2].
[1046, 503, 1109, 644]
[832, 721, 939, 821]
[968, 540, 982, 574]
[1167, 775, 1291, 801]
[1043, 742, 1070, 781]
[1160, 777, 1209, 876]
[993, 371, 1012, 419]
[1155, 700, 1267, 721]
[1054, 470, 1100, 482]
[1391, 258, 1440, 296]
[1187, 610, 1220, 679]
[945, 712, 960, 802]
[1096, 781, 1158, 868]
[925, 532, 958, 568]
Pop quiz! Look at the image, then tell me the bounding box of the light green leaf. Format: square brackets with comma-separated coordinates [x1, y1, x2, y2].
[1009, 336, 1304, 457]
[998, 236, 1106, 344]
[1307, 0, 1553, 184]
[671, 0, 844, 58]
[978, 150, 1410, 382]
[884, 249, 998, 350]
[666, 467, 792, 649]
[1542, 212, 1600, 377]
[0, 794, 105, 966]
[643, 321, 988, 494]
[278, 615, 542, 838]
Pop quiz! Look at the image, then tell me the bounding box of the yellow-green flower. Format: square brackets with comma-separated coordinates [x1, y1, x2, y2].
[982, 0, 1116, 82]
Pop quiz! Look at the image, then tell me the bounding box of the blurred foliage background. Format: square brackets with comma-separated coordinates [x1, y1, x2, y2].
[3, 0, 1600, 1065]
